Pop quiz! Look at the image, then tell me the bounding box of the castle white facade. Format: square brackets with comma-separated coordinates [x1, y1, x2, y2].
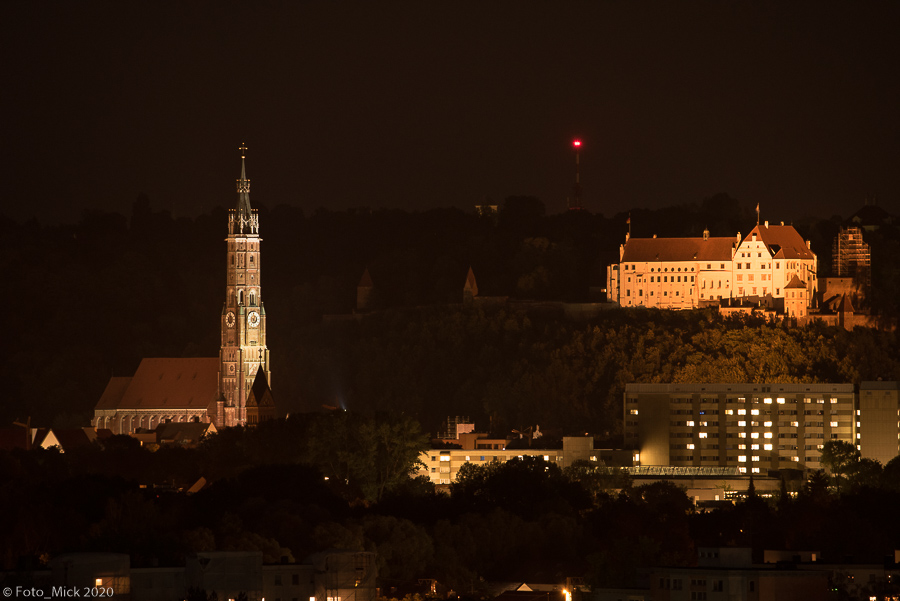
[606, 222, 817, 312]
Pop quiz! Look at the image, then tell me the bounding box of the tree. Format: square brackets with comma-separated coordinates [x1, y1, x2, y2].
[820, 440, 860, 493]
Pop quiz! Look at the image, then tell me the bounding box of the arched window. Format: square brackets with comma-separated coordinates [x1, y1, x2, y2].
[238, 290, 244, 305]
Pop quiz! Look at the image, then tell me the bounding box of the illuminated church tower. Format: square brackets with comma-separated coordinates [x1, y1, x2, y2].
[218, 145, 271, 427]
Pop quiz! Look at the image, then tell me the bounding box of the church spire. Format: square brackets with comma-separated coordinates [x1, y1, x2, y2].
[234, 143, 257, 234]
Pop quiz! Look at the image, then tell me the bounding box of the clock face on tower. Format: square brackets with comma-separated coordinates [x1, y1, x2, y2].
[226, 311, 236, 328]
[248, 311, 260, 328]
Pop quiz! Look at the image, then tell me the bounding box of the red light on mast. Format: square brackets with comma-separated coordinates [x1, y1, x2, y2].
[573, 139, 582, 147]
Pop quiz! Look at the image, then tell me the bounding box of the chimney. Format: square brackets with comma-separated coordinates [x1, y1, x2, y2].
[736, 232, 741, 243]
[764, 221, 769, 227]
[807, 240, 811, 249]
[703, 228, 709, 241]
[625, 232, 630, 243]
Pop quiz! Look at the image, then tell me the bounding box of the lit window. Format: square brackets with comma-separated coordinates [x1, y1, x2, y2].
[739, 433, 747, 438]
[543, 455, 550, 461]
[764, 421, 772, 427]
[752, 467, 760, 473]
[792, 456, 800, 462]
[751, 432, 759, 439]
[738, 456, 747, 462]
[440, 455, 450, 462]
[590, 456, 598, 461]
[629, 409, 639, 415]
[686, 421, 695, 427]
[738, 421, 746, 427]
[738, 409, 746, 415]
[95, 579, 102, 587]
[751, 409, 760, 415]
[739, 467, 747, 473]
[751, 444, 759, 450]
[725, 409, 734, 415]
[777, 398, 785, 404]
[791, 421, 799, 427]
[752, 456, 760, 462]
[687, 444, 695, 450]
[699, 432, 708, 438]
[465, 455, 470, 461]
[764, 398, 772, 404]
[830, 422, 838, 427]
[764, 444, 773, 450]
[764, 432, 773, 439]
[738, 444, 746, 449]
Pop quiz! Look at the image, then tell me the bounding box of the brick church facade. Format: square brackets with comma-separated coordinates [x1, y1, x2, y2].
[93, 147, 275, 433]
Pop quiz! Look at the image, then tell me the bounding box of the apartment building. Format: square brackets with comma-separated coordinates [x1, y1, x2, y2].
[418, 436, 603, 486]
[624, 383, 856, 473]
[859, 381, 900, 466]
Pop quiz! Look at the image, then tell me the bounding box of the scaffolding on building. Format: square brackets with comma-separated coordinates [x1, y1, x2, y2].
[832, 226, 871, 278]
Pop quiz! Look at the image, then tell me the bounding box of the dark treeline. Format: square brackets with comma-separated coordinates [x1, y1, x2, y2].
[4, 425, 900, 598]
[2, 194, 898, 430]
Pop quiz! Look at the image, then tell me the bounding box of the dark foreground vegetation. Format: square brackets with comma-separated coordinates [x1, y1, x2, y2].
[3, 425, 900, 596]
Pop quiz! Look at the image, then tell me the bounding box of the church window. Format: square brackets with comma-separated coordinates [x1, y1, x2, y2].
[231, 254, 234, 265]
[250, 255, 254, 264]
[238, 290, 244, 305]
[250, 291, 256, 306]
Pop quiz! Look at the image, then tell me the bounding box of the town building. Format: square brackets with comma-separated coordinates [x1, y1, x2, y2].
[7, 550, 375, 601]
[606, 223, 818, 313]
[858, 381, 900, 466]
[624, 383, 857, 473]
[93, 147, 273, 433]
[418, 432, 625, 487]
[649, 547, 831, 601]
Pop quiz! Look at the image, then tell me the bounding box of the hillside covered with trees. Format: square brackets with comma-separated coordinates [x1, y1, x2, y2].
[2, 195, 898, 435]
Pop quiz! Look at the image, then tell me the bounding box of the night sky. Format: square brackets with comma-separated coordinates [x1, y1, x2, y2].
[6, 1, 899, 225]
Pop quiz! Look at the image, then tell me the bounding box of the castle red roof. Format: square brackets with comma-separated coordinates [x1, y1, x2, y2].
[744, 225, 814, 260]
[621, 236, 735, 263]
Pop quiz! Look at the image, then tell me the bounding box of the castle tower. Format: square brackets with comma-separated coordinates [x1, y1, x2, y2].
[218, 145, 271, 427]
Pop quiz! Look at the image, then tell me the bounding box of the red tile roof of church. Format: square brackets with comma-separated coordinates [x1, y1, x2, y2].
[95, 376, 133, 410]
[109, 358, 220, 410]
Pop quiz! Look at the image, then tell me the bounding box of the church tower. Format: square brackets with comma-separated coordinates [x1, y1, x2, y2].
[218, 145, 271, 427]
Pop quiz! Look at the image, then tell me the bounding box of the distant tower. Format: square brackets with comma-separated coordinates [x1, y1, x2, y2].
[219, 145, 271, 427]
[357, 268, 374, 312]
[463, 266, 479, 304]
[567, 139, 585, 211]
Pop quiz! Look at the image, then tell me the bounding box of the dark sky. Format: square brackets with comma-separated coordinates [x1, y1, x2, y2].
[5, 1, 899, 224]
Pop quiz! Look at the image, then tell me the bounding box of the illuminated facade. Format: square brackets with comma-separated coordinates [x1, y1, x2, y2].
[606, 223, 817, 312]
[94, 147, 273, 432]
[418, 436, 600, 486]
[858, 381, 900, 466]
[217, 147, 272, 427]
[624, 383, 857, 473]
